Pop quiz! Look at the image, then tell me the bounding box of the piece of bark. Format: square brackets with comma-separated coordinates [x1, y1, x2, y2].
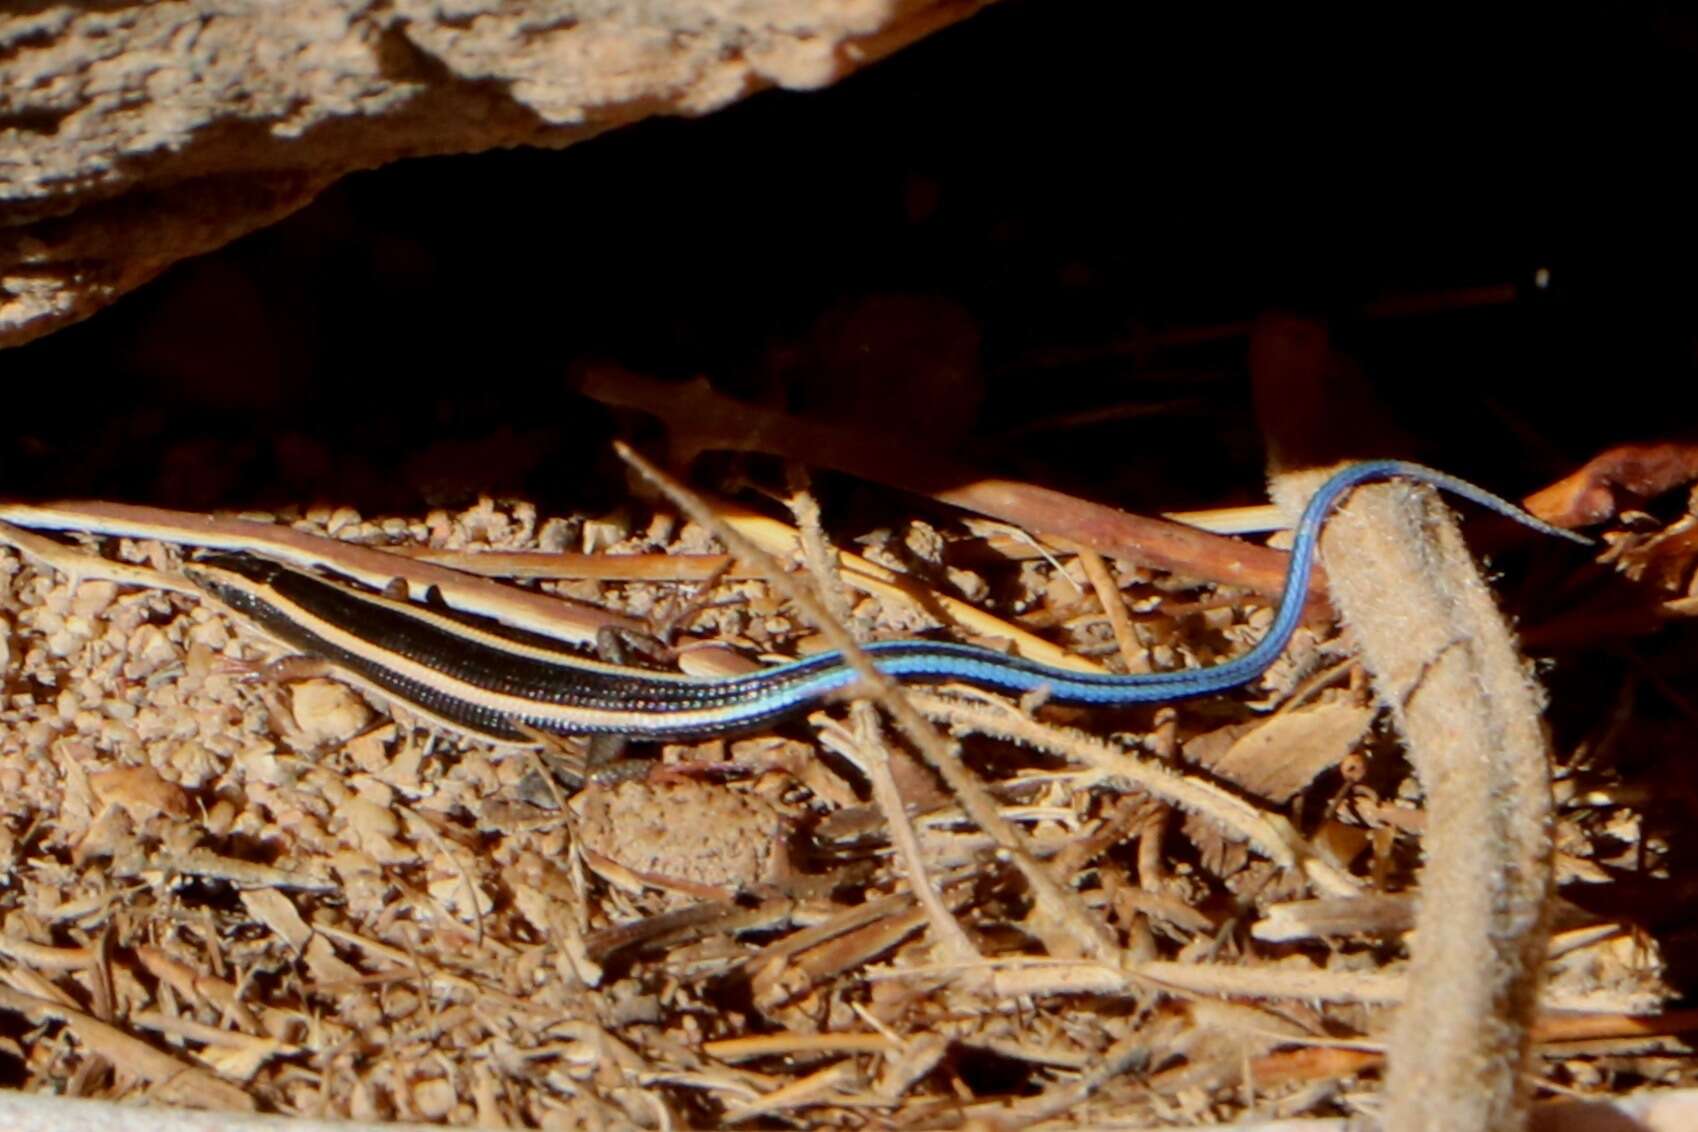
[0, 0, 989, 346]
[1183, 700, 1375, 805]
[1523, 441, 1698, 528]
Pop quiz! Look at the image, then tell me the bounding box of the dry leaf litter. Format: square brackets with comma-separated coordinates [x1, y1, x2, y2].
[0, 490, 1681, 1127]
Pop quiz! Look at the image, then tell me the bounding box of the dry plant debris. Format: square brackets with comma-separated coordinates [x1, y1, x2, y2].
[0, 459, 1690, 1128]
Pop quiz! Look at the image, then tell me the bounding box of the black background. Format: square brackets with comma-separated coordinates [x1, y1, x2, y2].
[4, 3, 1695, 514]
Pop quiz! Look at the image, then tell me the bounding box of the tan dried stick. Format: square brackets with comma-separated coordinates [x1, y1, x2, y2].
[817, 705, 977, 963]
[1067, 538, 1150, 673]
[1270, 469, 1556, 1132]
[910, 693, 1360, 898]
[0, 499, 639, 643]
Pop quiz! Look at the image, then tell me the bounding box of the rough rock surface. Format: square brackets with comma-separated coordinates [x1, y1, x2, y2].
[0, 0, 987, 347]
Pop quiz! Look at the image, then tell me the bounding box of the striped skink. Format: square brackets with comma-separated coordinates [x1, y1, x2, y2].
[172, 461, 1590, 744]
